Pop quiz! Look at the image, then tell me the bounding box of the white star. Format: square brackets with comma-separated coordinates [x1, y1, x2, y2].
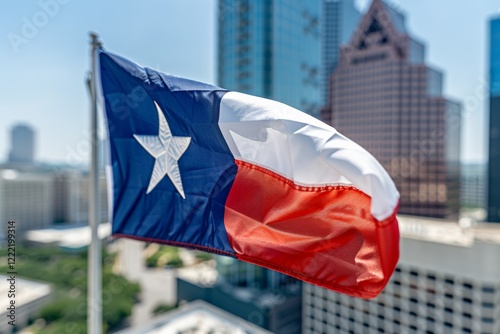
[133, 101, 191, 198]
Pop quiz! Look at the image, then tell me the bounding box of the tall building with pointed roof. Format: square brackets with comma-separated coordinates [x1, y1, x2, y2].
[322, 0, 461, 219]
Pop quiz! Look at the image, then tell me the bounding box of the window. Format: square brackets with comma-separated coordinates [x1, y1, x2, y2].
[462, 312, 472, 319]
[481, 302, 494, 308]
[462, 297, 473, 304]
[481, 286, 495, 293]
[463, 282, 473, 290]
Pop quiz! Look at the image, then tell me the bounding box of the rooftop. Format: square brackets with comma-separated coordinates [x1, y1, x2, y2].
[118, 300, 273, 334]
[24, 223, 111, 249]
[398, 214, 500, 247]
[0, 275, 51, 313]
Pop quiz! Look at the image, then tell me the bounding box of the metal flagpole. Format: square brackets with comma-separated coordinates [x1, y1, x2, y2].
[88, 32, 102, 334]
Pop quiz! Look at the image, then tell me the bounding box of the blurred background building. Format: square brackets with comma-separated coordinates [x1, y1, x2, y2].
[177, 255, 302, 334]
[0, 169, 54, 238]
[0, 167, 108, 240]
[52, 171, 108, 224]
[322, 0, 461, 219]
[118, 300, 274, 334]
[321, 0, 360, 105]
[218, 0, 360, 118]
[461, 162, 486, 210]
[0, 275, 52, 333]
[7, 124, 35, 165]
[487, 16, 500, 222]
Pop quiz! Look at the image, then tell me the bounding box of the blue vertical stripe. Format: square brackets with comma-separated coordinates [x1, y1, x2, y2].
[99, 50, 237, 254]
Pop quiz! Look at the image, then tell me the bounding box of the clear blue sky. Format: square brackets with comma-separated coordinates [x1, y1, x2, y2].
[1, 0, 498, 165]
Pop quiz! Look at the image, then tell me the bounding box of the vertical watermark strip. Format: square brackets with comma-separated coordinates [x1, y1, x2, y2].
[6, 221, 16, 327]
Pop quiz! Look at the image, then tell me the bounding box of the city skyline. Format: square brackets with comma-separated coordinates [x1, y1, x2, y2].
[1, 1, 499, 164]
[324, 0, 461, 219]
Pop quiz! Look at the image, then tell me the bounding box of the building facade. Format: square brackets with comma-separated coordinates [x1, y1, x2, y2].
[321, 0, 360, 104]
[218, 0, 359, 117]
[52, 170, 108, 224]
[8, 124, 35, 165]
[0, 275, 52, 333]
[303, 215, 500, 334]
[487, 17, 500, 222]
[118, 300, 274, 334]
[323, 0, 461, 219]
[461, 162, 486, 209]
[177, 261, 302, 334]
[0, 169, 54, 237]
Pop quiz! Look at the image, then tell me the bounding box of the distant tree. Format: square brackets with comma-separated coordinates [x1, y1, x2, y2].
[0, 246, 140, 333]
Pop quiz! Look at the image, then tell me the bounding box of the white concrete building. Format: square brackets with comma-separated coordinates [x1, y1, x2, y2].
[53, 170, 108, 224]
[24, 222, 111, 250]
[303, 215, 500, 334]
[0, 169, 54, 237]
[0, 275, 52, 333]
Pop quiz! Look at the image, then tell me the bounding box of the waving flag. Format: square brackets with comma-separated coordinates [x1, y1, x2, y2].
[98, 49, 400, 298]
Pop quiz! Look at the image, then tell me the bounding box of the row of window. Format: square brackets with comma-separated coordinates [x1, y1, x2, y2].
[305, 309, 491, 334]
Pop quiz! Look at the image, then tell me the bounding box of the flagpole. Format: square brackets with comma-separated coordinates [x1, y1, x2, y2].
[88, 32, 102, 334]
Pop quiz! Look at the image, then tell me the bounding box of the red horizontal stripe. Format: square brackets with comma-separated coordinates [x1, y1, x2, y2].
[224, 160, 399, 298]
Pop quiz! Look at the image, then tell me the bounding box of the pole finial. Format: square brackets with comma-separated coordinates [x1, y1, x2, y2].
[90, 32, 102, 49]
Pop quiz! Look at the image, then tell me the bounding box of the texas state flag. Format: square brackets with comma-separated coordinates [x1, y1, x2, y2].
[98, 49, 400, 298]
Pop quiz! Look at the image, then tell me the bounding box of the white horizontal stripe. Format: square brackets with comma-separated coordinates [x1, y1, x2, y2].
[218, 91, 400, 221]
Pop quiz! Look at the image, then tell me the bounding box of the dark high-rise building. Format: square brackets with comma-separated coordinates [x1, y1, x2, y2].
[323, 0, 461, 219]
[218, 0, 360, 117]
[487, 16, 500, 222]
[8, 124, 35, 164]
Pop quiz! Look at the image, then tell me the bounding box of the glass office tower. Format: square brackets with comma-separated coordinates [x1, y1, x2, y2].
[218, 0, 359, 117]
[322, 0, 361, 104]
[487, 17, 500, 222]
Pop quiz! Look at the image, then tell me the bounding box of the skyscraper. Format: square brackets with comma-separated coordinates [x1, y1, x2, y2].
[487, 17, 500, 222]
[322, 0, 360, 104]
[8, 124, 35, 164]
[323, 0, 461, 219]
[218, 0, 360, 117]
